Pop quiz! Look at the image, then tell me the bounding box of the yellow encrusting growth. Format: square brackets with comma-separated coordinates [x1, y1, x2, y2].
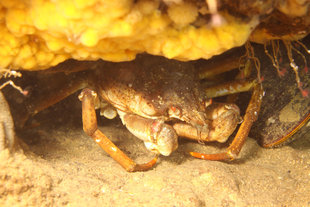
[0, 0, 258, 70]
[167, 2, 198, 27]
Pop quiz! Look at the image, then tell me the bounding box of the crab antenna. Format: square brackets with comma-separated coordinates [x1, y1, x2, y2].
[244, 41, 261, 82]
[291, 43, 308, 72]
[272, 40, 281, 67]
[283, 40, 305, 95]
[264, 41, 283, 76]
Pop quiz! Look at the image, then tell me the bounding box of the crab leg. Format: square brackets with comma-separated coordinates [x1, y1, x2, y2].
[204, 79, 257, 98]
[198, 49, 242, 79]
[17, 76, 87, 128]
[190, 84, 263, 160]
[79, 88, 158, 172]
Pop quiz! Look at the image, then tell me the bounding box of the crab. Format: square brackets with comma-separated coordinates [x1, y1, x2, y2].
[20, 54, 263, 172]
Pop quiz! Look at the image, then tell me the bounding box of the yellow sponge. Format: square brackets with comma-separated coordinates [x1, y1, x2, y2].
[0, 0, 258, 70]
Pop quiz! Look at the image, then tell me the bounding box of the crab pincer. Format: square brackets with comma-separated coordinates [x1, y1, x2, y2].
[190, 84, 264, 161]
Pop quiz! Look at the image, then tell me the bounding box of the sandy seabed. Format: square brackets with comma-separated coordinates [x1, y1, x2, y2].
[0, 108, 309, 207]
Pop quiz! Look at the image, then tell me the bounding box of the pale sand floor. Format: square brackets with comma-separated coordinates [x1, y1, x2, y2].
[0, 111, 309, 207]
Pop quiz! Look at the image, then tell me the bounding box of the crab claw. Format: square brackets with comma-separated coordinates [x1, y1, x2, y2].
[118, 112, 178, 156]
[172, 103, 241, 143]
[189, 84, 263, 161]
[144, 122, 178, 156]
[205, 103, 241, 143]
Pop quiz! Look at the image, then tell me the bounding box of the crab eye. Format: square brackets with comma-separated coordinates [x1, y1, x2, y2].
[168, 106, 181, 118]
